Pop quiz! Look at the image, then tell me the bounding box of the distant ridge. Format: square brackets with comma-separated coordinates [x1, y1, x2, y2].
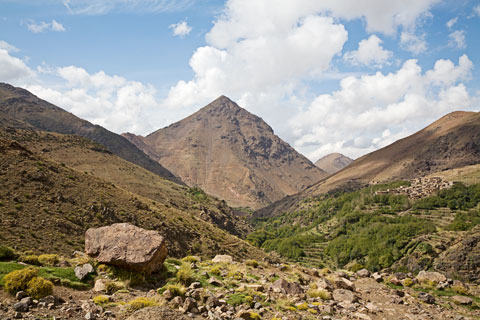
[0, 83, 182, 185]
[315, 153, 353, 175]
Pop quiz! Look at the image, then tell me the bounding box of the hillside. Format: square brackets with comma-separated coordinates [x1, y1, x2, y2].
[0, 128, 264, 260]
[256, 111, 480, 219]
[123, 96, 327, 209]
[0, 83, 182, 185]
[314, 153, 353, 174]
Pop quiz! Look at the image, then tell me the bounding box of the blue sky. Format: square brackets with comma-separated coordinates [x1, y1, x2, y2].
[0, 0, 479, 161]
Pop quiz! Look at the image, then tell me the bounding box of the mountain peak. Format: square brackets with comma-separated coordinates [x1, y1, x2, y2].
[315, 153, 353, 175]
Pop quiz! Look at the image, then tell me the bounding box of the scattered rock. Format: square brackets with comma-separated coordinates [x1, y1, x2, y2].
[356, 269, 370, 278]
[212, 255, 233, 264]
[85, 223, 168, 273]
[372, 272, 383, 282]
[271, 279, 303, 295]
[417, 292, 435, 304]
[13, 301, 29, 312]
[15, 291, 26, 300]
[333, 289, 358, 303]
[451, 295, 473, 305]
[182, 297, 197, 313]
[416, 271, 446, 284]
[208, 277, 223, 286]
[93, 279, 107, 292]
[75, 263, 94, 280]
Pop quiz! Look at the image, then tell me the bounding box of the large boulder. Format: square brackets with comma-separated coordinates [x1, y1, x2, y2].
[85, 223, 167, 273]
[416, 271, 446, 284]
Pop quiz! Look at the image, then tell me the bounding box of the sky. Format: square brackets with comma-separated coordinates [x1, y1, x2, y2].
[1, 0, 479, 161]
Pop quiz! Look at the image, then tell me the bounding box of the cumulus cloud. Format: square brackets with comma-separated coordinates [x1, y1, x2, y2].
[290, 55, 475, 160]
[27, 66, 157, 134]
[449, 30, 466, 49]
[344, 35, 393, 67]
[400, 32, 427, 54]
[0, 41, 20, 52]
[474, 5, 480, 17]
[446, 17, 458, 28]
[26, 19, 66, 33]
[169, 20, 192, 37]
[0, 45, 33, 83]
[63, 0, 194, 15]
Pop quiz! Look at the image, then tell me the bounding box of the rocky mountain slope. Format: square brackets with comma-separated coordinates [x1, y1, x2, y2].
[0, 128, 263, 260]
[0, 83, 182, 185]
[123, 96, 327, 209]
[256, 111, 480, 219]
[314, 153, 353, 175]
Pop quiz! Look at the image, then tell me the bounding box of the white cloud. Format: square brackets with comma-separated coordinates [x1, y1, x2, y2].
[0, 41, 20, 53]
[26, 20, 66, 33]
[290, 55, 475, 160]
[400, 31, 427, 54]
[169, 20, 192, 37]
[0, 48, 33, 83]
[446, 17, 458, 28]
[63, 0, 194, 15]
[344, 35, 393, 67]
[474, 5, 480, 17]
[449, 30, 466, 49]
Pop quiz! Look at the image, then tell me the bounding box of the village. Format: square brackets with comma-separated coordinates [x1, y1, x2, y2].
[375, 177, 454, 199]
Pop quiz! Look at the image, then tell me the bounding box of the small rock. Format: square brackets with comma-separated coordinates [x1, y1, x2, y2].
[163, 289, 174, 300]
[208, 277, 223, 286]
[356, 269, 370, 278]
[13, 302, 29, 312]
[183, 297, 197, 313]
[189, 282, 202, 289]
[171, 296, 184, 307]
[417, 292, 435, 304]
[85, 311, 96, 320]
[212, 255, 233, 264]
[372, 272, 383, 282]
[75, 263, 94, 280]
[333, 289, 358, 303]
[39, 295, 56, 305]
[93, 279, 107, 292]
[451, 295, 473, 305]
[19, 297, 32, 306]
[15, 291, 26, 300]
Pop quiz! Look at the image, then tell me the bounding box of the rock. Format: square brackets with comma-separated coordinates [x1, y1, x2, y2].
[333, 277, 355, 291]
[85, 223, 168, 273]
[75, 263, 94, 280]
[365, 302, 378, 312]
[212, 255, 233, 264]
[39, 296, 56, 305]
[417, 292, 435, 304]
[271, 279, 303, 295]
[372, 272, 383, 282]
[13, 301, 29, 312]
[206, 296, 220, 308]
[15, 291, 26, 300]
[171, 296, 183, 307]
[416, 271, 446, 284]
[236, 310, 253, 319]
[208, 277, 223, 286]
[14, 311, 23, 318]
[246, 284, 264, 292]
[19, 297, 32, 306]
[389, 277, 401, 286]
[85, 311, 96, 320]
[316, 278, 333, 291]
[188, 282, 202, 289]
[356, 269, 370, 278]
[451, 295, 473, 305]
[163, 289, 174, 300]
[183, 297, 197, 313]
[93, 279, 107, 292]
[332, 289, 358, 303]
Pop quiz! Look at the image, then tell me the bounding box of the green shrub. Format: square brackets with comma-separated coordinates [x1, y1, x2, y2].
[127, 297, 157, 311]
[350, 263, 364, 273]
[93, 295, 110, 306]
[26, 277, 53, 299]
[181, 256, 200, 263]
[4, 267, 38, 294]
[176, 264, 194, 285]
[38, 254, 59, 266]
[403, 278, 414, 287]
[160, 283, 186, 297]
[0, 246, 15, 261]
[307, 288, 331, 300]
[209, 265, 222, 276]
[20, 255, 40, 266]
[105, 281, 125, 294]
[245, 260, 259, 268]
[451, 285, 469, 295]
[249, 312, 261, 319]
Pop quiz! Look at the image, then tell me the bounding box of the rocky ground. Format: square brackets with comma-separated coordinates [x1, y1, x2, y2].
[1, 254, 479, 320]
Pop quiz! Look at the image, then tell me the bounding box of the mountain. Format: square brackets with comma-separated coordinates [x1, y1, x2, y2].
[0, 128, 263, 259]
[123, 96, 327, 209]
[255, 111, 480, 218]
[0, 83, 182, 185]
[314, 153, 353, 174]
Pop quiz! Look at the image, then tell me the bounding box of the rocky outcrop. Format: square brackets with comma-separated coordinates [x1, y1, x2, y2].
[85, 223, 167, 273]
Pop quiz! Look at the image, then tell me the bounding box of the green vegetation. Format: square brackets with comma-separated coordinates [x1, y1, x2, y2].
[93, 295, 110, 306]
[38, 254, 59, 266]
[187, 187, 209, 202]
[248, 181, 480, 271]
[126, 297, 157, 311]
[3, 267, 38, 294]
[0, 245, 15, 261]
[26, 277, 53, 299]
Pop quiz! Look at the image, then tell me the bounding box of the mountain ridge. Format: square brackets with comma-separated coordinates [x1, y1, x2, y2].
[124, 95, 328, 209]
